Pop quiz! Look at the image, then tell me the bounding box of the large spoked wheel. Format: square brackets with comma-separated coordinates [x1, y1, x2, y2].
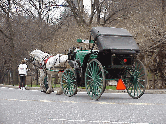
[125, 59, 147, 99]
[85, 59, 105, 100]
[61, 69, 77, 97]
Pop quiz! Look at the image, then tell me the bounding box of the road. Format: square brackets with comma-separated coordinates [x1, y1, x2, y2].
[0, 87, 165, 124]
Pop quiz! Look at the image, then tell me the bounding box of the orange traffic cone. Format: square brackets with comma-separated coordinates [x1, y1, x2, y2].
[116, 79, 126, 90]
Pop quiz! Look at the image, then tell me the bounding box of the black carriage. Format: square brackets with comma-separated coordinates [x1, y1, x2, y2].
[61, 27, 147, 100]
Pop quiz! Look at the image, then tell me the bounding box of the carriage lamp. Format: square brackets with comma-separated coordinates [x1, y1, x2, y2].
[124, 59, 127, 63]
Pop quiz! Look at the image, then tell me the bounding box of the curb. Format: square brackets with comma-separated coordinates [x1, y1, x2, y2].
[1, 84, 166, 94]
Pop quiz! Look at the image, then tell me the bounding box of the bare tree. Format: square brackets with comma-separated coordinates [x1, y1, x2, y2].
[0, 0, 20, 85]
[65, 0, 144, 26]
[0, 0, 65, 85]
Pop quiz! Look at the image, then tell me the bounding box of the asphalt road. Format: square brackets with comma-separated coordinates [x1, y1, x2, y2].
[0, 87, 166, 124]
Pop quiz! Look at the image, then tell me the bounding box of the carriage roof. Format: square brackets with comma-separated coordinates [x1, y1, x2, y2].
[91, 27, 139, 52]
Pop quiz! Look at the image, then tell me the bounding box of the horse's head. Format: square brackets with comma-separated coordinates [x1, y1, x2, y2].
[28, 56, 35, 63]
[29, 49, 50, 67]
[28, 50, 41, 66]
[29, 50, 36, 62]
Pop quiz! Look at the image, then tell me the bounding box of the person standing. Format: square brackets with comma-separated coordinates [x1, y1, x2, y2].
[18, 60, 28, 90]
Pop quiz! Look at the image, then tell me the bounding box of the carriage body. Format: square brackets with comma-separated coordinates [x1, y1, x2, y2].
[61, 27, 146, 100]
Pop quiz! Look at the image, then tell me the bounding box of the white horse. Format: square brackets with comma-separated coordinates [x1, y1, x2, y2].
[29, 49, 68, 94]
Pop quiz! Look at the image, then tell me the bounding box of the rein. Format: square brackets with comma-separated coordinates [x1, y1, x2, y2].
[44, 56, 53, 65]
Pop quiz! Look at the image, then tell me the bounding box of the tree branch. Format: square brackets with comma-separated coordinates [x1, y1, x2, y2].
[105, 1, 144, 23]
[0, 29, 11, 39]
[0, 5, 8, 14]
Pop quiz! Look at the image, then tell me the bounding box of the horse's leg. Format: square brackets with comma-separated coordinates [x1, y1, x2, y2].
[56, 72, 63, 95]
[46, 73, 52, 94]
[39, 69, 46, 92]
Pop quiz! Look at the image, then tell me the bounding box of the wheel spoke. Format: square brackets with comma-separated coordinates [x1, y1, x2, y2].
[69, 76, 75, 82]
[63, 74, 68, 80]
[139, 79, 145, 82]
[137, 63, 141, 71]
[95, 64, 99, 76]
[87, 68, 93, 76]
[89, 63, 93, 75]
[136, 83, 138, 97]
[127, 71, 132, 76]
[138, 82, 145, 88]
[134, 85, 136, 96]
[139, 67, 144, 74]
[137, 83, 142, 93]
[127, 83, 132, 90]
[138, 74, 145, 78]
[92, 62, 95, 76]
[131, 85, 133, 94]
[97, 71, 102, 77]
[86, 73, 93, 79]
[63, 84, 68, 88]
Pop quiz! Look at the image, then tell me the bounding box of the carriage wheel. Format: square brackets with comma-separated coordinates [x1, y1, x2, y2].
[85, 59, 105, 100]
[61, 69, 77, 97]
[125, 59, 147, 99]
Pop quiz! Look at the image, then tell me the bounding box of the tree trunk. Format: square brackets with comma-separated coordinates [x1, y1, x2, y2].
[153, 73, 155, 89]
[6, 0, 19, 85]
[95, 0, 100, 24]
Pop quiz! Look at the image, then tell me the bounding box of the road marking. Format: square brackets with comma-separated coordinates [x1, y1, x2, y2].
[67, 119, 86, 122]
[20, 100, 28, 102]
[78, 92, 87, 94]
[49, 118, 67, 121]
[48, 118, 149, 124]
[9, 88, 14, 90]
[8, 99, 17, 101]
[63, 101, 78, 103]
[0, 98, 165, 106]
[0, 87, 7, 88]
[40, 100, 52, 103]
[31, 90, 39, 92]
[111, 93, 128, 94]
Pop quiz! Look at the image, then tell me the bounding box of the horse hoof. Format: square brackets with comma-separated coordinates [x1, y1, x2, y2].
[41, 90, 46, 93]
[46, 91, 51, 94]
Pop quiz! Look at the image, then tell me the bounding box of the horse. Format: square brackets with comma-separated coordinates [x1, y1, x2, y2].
[29, 49, 68, 94]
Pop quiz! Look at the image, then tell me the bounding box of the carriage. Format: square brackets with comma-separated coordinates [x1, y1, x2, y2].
[61, 27, 147, 100]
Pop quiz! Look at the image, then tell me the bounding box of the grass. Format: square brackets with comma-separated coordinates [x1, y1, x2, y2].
[106, 85, 116, 90]
[78, 86, 86, 89]
[17, 79, 117, 90]
[78, 86, 117, 90]
[53, 84, 60, 88]
[53, 84, 117, 90]
[27, 84, 40, 87]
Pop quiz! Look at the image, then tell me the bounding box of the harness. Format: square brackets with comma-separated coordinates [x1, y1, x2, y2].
[44, 56, 53, 65]
[32, 54, 62, 69]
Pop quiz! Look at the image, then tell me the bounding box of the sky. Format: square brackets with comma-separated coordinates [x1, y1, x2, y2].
[10, 0, 91, 23]
[49, 0, 91, 23]
[83, 0, 91, 14]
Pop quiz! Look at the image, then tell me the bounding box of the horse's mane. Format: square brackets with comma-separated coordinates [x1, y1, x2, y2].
[30, 49, 50, 63]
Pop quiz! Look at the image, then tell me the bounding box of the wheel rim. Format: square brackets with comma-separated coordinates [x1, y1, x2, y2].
[125, 59, 147, 99]
[61, 69, 77, 97]
[85, 59, 105, 100]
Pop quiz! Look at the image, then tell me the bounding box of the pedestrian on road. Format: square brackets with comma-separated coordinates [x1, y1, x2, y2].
[18, 60, 28, 90]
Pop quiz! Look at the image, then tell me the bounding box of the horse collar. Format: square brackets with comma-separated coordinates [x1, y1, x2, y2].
[44, 56, 53, 65]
